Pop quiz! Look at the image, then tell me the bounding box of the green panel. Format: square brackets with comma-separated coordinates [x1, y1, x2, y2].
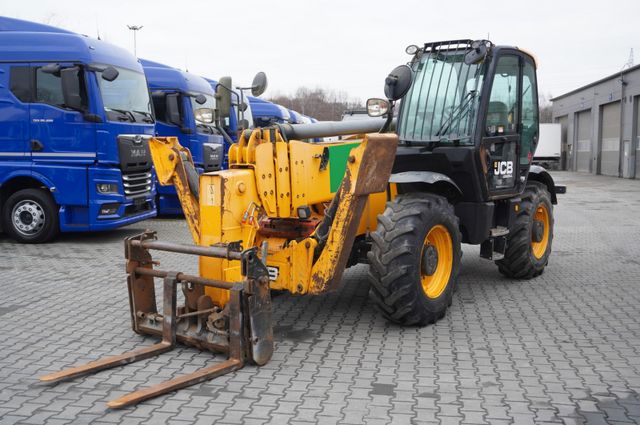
[328, 143, 359, 192]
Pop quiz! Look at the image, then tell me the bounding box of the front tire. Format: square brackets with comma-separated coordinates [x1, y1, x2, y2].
[367, 193, 461, 326]
[496, 181, 554, 279]
[2, 189, 59, 243]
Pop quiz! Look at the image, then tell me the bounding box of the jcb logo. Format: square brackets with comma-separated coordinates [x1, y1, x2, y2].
[493, 160, 513, 176]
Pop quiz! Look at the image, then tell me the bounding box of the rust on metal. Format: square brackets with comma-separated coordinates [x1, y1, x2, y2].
[40, 231, 273, 409]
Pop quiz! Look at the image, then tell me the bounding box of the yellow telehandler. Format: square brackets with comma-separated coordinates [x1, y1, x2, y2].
[42, 40, 564, 408]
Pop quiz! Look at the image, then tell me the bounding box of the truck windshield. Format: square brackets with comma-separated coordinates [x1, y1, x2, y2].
[399, 47, 486, 145]
[97, 67, 153, 123]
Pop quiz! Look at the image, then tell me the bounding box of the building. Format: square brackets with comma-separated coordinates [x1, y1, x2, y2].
[551, 64, 640, 178]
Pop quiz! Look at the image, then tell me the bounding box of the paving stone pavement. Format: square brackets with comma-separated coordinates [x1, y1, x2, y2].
[1, 171, 640, 425]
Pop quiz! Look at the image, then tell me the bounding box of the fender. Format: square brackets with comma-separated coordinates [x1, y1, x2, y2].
[0, 170, 55, 200]
[389, 171, 463, 200]
[527, 165, 564, 204]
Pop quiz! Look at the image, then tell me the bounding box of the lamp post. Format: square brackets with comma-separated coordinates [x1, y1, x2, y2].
[127, 25, 143, 56]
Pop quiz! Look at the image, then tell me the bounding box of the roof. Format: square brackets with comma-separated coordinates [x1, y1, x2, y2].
[551, 63, 640, 101]
[248, 96, 290, 121]
[0, 17, 142, 71]
[141, 59, 214, 95]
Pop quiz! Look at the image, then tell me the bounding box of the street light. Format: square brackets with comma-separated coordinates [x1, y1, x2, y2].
[127, 25, 143, 56]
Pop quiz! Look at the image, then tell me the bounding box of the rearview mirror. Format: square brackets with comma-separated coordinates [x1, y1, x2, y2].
[215, 76, 232, 119]
[101, 66, 119, 82]
[165, 93, 182, 126]
[251, 72, 268, 97]
[384, 65, 413, 101]
[60, 67, 84, 111]
[238, 102, 248, 112]
[194, 107, 214, 124]
[366, 98, 389, 117]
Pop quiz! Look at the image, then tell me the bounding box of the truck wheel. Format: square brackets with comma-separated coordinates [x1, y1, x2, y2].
[2, 189, 59, 243]
[496, 181, 553, 279]
[367, 193, 461, 326]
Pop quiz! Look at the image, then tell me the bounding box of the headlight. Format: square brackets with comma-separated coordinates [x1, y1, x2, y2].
[99, 203, 119, 215]
[96, 183, 119, 194]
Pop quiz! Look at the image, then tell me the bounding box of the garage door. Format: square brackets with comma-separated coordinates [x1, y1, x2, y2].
[576, 110, 591, 172]
[636, 97, 640, 179]
[556, 116, 569, 170]
[600, 101, 620, 176]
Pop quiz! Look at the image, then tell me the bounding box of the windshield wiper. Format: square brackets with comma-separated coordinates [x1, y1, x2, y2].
[106, 108, 135, 122]
[435, 91, 476, 137]
[132, 110, 154, 123]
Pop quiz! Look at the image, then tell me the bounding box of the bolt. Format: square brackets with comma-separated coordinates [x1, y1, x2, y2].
[305, 241, 310, 249]
[297, 283, 304, 293]
[348, 155, 355, 163]
[168, 154, 175, 161]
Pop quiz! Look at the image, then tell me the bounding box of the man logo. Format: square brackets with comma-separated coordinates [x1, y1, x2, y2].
[131, 148, 147, 158]
[493, 160, 513, 176]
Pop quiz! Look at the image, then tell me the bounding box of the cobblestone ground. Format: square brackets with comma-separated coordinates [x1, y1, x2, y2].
[1, 172, 639, 425]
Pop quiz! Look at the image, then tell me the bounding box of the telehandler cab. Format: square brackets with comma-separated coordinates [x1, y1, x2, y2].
[42, 39, 564, 407]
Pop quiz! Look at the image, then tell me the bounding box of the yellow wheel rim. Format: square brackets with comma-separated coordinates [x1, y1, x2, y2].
[420, 225, 453, 299]
[531, 203, 550, 259]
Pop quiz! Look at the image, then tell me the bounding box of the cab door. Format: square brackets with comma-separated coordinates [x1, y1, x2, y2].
[480, 54, 521, 197]
[29, 63, 96, 165]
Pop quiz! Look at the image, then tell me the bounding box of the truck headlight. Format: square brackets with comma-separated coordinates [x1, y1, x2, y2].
[96, 183, 119, 194]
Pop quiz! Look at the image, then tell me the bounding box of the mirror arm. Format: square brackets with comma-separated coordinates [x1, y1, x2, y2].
[380, 102, 395, 133]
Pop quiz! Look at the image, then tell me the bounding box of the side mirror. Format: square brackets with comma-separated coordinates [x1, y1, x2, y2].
[215, 76, 232, 119]
[165, 93, 182, 126]
[366, 98, 389, 117]
[194, 107, 214, 124]
[60, 67, 84, 111]
[384, 65, 413, 101]
[194, 94, 207, 105]
[101, 66, 119, 82]
[238, 118, 250, 130]
[251, 72, 268, 97]
[238, 102, 248, 112]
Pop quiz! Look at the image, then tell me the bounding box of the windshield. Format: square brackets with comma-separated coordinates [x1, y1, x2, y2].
[190, 93, 215, 125]
[399, 47, 485, 145]
[97, 67, 153, 122]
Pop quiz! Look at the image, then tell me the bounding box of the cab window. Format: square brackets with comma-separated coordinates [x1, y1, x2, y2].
[520, 59, 539, 165]
[486, 55, 519, 136]
[35, 68, 65, 106]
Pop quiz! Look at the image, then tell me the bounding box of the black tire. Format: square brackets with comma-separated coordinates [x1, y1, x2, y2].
[2, 188, 59, 244]
[367, 193, 461, 326]
[496, 181, 553, 279]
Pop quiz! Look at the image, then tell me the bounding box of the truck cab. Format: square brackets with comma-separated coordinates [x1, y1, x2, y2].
[248, 96, 291, 127]
[140, 60, 223, 215]
[0, 17, 156, 243]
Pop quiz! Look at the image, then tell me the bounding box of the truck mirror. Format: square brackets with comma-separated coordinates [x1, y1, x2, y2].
[215, 76, 232, 119]
[238, 118, 250, 130]
[165, 93, 182, 126]
[238, 102, 248, 112]
[194, 107, 214, 124]
[60, 67, 85, 111]
[251, 72, 268, 97]
[384, 65, 413, 101]
[101, 66, 119, 82]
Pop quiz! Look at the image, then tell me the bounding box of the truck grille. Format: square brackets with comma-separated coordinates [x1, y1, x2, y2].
[122, 172, 152, 197]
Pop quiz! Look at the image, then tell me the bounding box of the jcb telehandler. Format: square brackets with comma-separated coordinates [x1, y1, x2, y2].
[42, 40, 564, 408]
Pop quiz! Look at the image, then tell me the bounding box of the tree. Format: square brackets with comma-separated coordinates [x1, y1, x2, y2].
[269, 87, 362, 121]
[539, 92, 553, 123]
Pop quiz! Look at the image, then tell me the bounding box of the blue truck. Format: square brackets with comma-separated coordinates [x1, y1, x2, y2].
[248, 96, 291, 126]
[141, 60, 224, 215]
[0, 17, 156, 243]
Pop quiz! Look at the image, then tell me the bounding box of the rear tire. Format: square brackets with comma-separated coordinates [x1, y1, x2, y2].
[367, 193, 461, 326]
[2, 188, 59, 244]
[496, 181, 553, 279]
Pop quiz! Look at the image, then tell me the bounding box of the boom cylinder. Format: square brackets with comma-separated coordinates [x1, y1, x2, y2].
[243, 117, 396, 140]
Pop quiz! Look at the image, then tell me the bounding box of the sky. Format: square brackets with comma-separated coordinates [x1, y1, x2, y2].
[3, 0, 639, 104]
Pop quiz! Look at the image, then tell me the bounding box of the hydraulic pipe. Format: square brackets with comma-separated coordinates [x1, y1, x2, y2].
[243, 117, 396, 141]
